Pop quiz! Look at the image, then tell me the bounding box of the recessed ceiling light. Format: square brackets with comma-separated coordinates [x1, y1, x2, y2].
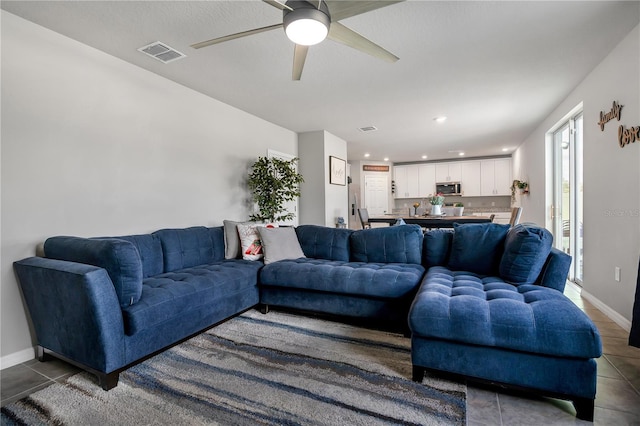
[458, 152, 465, 156]
[364, 153, 370, 158]
[434, 116, 447, 123]
[383, 157, 389, 162]
[502, 147, 509, 152]
[421, 155, 428, 159]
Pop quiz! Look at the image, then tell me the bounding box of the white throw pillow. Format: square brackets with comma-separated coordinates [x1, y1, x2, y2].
[257, 227, 306, 265]
[236, 223, 278, 261]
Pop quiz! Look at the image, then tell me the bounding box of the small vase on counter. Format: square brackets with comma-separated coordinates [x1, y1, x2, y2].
[431, 204, 442, 216]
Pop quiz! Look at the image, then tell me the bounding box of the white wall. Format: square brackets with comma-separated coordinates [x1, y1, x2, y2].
[298, 131, 348, 227]
[513, 24, 640, 325]
[0, 11, 297, 366]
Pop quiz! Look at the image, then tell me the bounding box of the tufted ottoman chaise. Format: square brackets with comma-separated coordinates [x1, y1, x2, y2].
[409, 224, 602, 421]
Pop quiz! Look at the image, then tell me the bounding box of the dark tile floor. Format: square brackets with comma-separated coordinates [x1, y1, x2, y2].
[2, 283, 640, 424]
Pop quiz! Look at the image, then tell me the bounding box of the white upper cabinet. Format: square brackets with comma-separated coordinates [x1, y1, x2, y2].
[394, 158, 511, 199]
[460, 161, 481, 197]
[393, 165, 420, 198]
[418, 164, 436, 197]
[480, 159, 512, 196]
[435, 162, 462, 182]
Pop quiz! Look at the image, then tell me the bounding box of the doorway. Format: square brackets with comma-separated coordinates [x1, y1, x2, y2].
[552, 111, 583, 284]
[363, 174, 389, 216]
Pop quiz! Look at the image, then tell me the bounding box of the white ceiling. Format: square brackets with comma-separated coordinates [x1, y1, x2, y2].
[3, 1, 639, 163]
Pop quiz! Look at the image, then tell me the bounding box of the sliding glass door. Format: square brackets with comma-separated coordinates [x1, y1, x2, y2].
[552, 112, 583, 284]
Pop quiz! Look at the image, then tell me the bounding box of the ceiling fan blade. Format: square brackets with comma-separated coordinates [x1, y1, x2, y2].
[292, 44, 309, 81]
[328, 22, 398, 62]
[325, 0, 404, 22]
[262, 0, 293, 11]
[191, 23, 282, 49]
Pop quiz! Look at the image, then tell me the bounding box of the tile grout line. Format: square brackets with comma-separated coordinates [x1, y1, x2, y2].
[602, 353, 640, 398]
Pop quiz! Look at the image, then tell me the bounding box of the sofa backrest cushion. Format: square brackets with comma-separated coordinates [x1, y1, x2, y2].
[499, 224, 553, 285]
[448, 223, 510, 275]
[153, 226, 221, 272]
[44, 236, 143, 308]
[422, 229, 454, 268]
[208, 226, 225, 262]
[295, 225, 352, 262]
[350, 224, 423, 264]
[109, 234, 164, 278]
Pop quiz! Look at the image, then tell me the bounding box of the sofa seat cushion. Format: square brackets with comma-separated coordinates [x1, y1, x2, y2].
[121, 259, 261, 336]
[260, 258, 425, 299]
[409, 266, 602, 358]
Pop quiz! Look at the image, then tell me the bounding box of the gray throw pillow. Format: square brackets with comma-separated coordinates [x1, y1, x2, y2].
[257, 227, 306, 265]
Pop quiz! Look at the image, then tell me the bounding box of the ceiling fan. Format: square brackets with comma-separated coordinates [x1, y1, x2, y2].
[191, 0, 403, 80]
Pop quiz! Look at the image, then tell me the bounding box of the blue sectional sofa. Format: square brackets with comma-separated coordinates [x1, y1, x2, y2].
[13, 222, 601, 420]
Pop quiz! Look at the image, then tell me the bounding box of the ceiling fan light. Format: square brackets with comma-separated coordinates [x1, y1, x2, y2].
[286, 19, 328, 45]
[283, 3, 331, 46]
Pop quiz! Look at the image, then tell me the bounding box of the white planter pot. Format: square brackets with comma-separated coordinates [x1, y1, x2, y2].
[431, 204, 442, 215]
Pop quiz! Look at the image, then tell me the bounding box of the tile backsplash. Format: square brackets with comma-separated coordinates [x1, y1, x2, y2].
[394, 196, 511, 215]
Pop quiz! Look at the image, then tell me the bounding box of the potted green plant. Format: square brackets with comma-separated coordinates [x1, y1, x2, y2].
[429, 193, 445, 215]
[248, 156, 304, 223]
[453, 202, 464, 216]
[510, 180, 529, 204]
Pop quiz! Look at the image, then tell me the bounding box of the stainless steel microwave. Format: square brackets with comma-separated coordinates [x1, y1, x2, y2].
[436, 182, 462, 196]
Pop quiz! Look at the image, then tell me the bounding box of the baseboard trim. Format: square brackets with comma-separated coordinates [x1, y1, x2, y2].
[580, 288, 632, 332]
[0, 346, 35, 370]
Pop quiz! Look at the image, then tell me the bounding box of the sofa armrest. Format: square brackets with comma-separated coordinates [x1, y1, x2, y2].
[14, 257, 126, 373]
[534, 248, 572, 292]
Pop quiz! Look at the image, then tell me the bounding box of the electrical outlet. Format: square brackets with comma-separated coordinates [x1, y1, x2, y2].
[615, 267, 621, 282]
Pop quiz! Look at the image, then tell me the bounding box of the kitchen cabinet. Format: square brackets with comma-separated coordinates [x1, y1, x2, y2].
[480, 159, 512, 196]
[394, 158, 510, 199]
[393, 165, 420, 198]
[435, 162, 462, 182]
[460, 161, 481, 197]
[418, 164, 436, 197]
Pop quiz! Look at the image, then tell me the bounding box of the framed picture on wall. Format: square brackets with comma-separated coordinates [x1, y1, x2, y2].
[329, 156, 346, 186]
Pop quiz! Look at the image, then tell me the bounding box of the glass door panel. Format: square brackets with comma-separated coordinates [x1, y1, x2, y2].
[552, 112, 583, 284]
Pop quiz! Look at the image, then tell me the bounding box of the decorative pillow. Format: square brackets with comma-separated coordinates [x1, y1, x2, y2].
[499, 224, 553, 285]
[448, 223, 510, 275]
[237, 223, 278, 261]
[44, 236, 143, 308]
[223, 220, 256, 259]
[257, 226, 306, 265]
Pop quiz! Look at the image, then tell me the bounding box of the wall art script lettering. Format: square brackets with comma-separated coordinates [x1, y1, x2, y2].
[619, 125, 640, 148]
[598, 101, 623, 131]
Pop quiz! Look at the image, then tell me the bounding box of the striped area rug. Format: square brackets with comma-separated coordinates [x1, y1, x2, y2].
[2, 310, 466, 425]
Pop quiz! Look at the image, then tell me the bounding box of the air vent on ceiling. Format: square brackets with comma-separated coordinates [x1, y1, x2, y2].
[138, 41, 186, 64]
[358, 126, 378, 133]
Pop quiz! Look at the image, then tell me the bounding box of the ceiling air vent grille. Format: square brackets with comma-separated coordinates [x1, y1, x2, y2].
[358, 126, 378, 133]
[138, 42, 186, 64]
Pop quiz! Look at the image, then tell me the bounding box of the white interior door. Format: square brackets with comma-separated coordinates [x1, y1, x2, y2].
[364, 174, 389, 216]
